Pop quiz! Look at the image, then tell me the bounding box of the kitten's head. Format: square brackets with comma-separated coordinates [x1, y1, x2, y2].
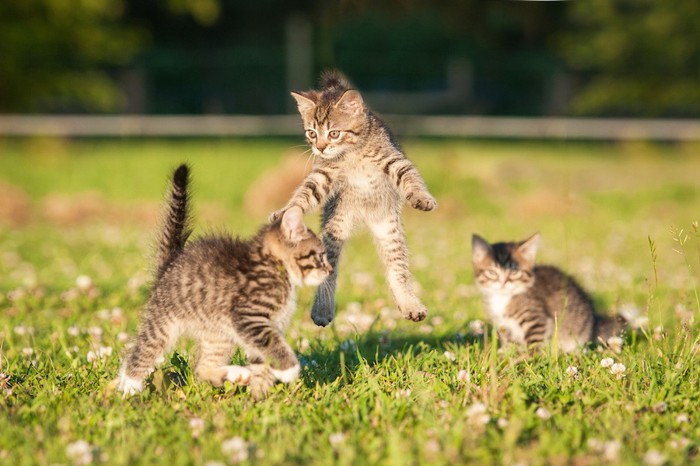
[471, 233, 540, 295]
[291, 71, 367, 160]
[266, 207, 332, 286]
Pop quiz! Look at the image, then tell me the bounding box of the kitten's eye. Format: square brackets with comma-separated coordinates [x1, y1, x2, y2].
[510, 270, 523, 279]
[328, 130, 340, 139]
[483, 270, 499, 280]
[305, 129, 317, 139]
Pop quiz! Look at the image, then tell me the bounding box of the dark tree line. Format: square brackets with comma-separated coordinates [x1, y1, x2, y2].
[1, 0, 697, 116]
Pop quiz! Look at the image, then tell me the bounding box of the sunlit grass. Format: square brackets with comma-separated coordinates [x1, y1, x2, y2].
[0, 138, 698, 465]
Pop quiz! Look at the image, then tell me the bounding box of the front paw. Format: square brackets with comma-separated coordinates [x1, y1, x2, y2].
[406, 192, 438, 211]
[248, 365, 275, 400]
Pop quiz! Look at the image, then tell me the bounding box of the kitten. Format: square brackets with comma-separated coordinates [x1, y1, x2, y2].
[118, 164, 331, 399]
[472, 233, 627, 352]
[272, 70, 437, 327]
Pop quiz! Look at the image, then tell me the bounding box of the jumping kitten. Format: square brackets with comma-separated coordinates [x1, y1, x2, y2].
[118, 164, 331, 399]
[472, 233, 627, 352]
[272, 70, 437, 326]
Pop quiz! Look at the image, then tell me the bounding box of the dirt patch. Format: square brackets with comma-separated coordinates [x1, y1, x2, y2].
[0, 182, 32, 227]
[244, 151, 311, 216]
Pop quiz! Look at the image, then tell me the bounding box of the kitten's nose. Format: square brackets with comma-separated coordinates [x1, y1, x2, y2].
[316, 140, 327, 152]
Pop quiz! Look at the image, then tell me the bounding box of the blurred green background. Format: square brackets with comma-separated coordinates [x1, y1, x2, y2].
[1, 0, 699, 117]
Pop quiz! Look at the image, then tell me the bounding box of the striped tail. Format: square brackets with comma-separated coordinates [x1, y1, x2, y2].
[320, 69, 351, 90]
[155, 164, 192, 280]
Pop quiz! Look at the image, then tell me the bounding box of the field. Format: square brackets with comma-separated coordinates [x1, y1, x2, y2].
[0, 137, 698, 465]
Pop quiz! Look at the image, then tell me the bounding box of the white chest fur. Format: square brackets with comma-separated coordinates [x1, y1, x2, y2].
[484, 293, 512, 319]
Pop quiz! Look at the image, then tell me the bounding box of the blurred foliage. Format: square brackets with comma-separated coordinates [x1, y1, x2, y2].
[0, 0, 142, 112]
[561, 0, 700, 117]
[0, 0, 698, 116]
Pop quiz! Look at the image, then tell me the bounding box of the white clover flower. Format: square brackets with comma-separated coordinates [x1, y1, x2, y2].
[22, 347, 34, 357]
[653, 326, 664, 341]
[607, 336, 624, 354]
[429, 316, 445, 328]
[13, 325, 27, 336]
[675, 414, 689, 424]
[424, 438, 441, 454]
[117, 332, 129, 343]
[87, 346, 112, 363]
[419, 324, 433, 334]
[443, 351, 456, 362]
[610, 363, 626, 379]
[600, 358, 614, 368]
[329, 432, 345, 449]
[468, 320, 485, 335]
[221, 437, 248, 463]
[457, 369, 470, 383]
[395, 389, 412, 398]
[66, 440, 93, 466]
[602, 440, 622, 462]
[189, 417, 205, 438]
[643, 450, 666, 466]
[75, 275, 93, 292]
[497, 418, 509, 428]
[67, 326, 81, 337]
[565, 366, 579, 378]
[535, 407, 552, 420]
[670, 437, 690, 450]
[466, 402, 490, 426]
[87, 327, 103, 341]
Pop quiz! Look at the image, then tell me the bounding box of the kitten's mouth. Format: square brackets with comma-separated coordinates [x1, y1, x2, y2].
[303, 270, 330, 286]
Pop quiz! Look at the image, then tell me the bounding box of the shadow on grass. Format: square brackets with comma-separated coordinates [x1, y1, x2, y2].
[299, 328, 486, 387]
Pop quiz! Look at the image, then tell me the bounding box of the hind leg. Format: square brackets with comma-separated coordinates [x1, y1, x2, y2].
[368, 216, 427, 322]
[311, 208, 353, 326]
[195, 337, 251, 387]
[118, 314, 179, 396]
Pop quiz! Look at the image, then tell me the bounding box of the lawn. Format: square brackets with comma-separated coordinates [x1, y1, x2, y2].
[0, 137, 698, 465]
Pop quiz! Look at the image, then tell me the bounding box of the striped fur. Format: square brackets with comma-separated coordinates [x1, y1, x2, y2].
[119, 165, 331, 399]
[276, 70, 437, 326]
[155, 164, 192, 281]
[472, 233, 627, 352]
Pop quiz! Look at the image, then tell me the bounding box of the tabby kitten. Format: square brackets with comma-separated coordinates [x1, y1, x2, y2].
[273, 70, 437, 326]
[118, 164, 331, 399]
[472, 233, 627, 352]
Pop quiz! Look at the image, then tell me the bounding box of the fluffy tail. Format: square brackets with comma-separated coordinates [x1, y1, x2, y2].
[593, 314, 628, 342]
[155, 164, 192, 280]
[320, 69, 351, 90]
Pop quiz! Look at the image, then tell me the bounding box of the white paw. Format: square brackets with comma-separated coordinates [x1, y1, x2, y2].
[117, 368, 144, 396]
[271, 364, 300, 383]
[225, 365, 252, 385]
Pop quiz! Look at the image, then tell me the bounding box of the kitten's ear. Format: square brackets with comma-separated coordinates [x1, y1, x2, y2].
[517, 233, 541, 268]
[334, 90, 364, 115]
[291, 91, 317, 116]
[281, 206, 307, 244]
[472, 234, 493, 267]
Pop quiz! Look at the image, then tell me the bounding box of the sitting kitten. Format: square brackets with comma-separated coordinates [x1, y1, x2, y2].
[472, 233, 626, 352]
[273, 70, 437, 327]
[118, 164, 331, 399]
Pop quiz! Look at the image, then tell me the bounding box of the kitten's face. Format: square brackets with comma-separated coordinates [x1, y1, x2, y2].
[291, 89, 366, 160]
[289, 234, 332, 286]
[269, 207, 332, 286]
[472, 234, 540, 296]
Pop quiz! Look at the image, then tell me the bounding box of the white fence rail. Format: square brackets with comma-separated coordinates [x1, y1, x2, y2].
[0, 115, 698, 140]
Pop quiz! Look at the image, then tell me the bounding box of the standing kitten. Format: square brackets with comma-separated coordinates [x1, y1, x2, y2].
[273, 70, 437, 326]
[472, 233, 627, 352]
[118, 164, 331, 398]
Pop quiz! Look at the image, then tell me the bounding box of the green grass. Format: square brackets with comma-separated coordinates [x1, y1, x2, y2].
[0, 138, 698, 465]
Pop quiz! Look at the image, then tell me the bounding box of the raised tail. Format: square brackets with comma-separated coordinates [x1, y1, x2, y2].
[320, 69, 351, 90]
[155, 164, 192, 280]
